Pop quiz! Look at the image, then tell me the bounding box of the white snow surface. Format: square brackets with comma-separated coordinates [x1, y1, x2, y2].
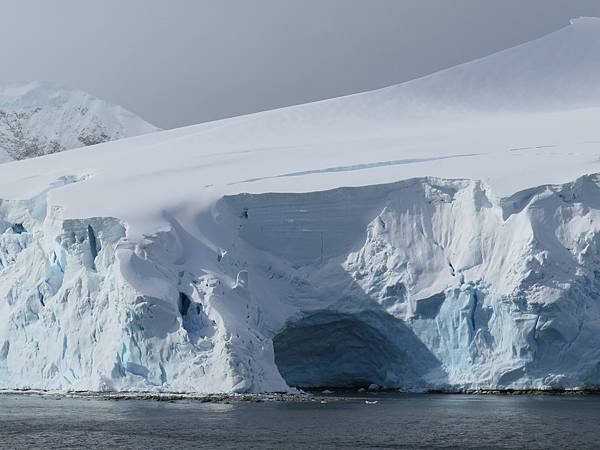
[0, 80, 159, 162]
[2, 18, 600, 392]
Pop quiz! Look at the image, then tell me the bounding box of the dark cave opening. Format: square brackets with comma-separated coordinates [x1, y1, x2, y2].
[273, 312, 414, 389]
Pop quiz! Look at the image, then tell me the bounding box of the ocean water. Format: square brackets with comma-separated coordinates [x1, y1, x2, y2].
[0, 393, 599, 449]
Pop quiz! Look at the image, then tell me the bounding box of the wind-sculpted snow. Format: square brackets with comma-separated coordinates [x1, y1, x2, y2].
[2, 18, 600, 392]
[0, 81, 159, 162]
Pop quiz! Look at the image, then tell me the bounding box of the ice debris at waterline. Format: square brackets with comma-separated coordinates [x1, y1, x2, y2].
[2, 18, 600, 393]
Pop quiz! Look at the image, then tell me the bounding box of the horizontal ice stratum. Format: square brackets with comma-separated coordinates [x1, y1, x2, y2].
[2, 18, 600, 393]
[0, 81, 159, 162]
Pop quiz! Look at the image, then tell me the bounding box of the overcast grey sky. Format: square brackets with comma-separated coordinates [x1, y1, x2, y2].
[1, 0, 599, 129]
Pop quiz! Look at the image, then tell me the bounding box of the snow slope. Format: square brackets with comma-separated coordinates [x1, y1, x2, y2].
[1, 18, 600, 392]
[0, 81, 159, 162]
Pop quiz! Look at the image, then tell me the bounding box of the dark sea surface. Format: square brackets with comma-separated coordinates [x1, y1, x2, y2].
[0, 392, 599, 449]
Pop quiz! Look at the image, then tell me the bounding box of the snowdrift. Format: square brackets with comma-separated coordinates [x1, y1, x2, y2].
[1, 18, 600, 392]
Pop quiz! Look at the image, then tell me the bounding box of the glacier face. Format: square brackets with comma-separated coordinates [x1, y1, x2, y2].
[0, 81, 159, 162]
[0, 177, 286, 392]
[2, 175, 600, 392]
[224, 177, 600, 390]
[1, 18, 600, 393]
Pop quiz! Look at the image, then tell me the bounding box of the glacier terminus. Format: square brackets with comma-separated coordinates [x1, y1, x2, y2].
[2, 18, 600, 393]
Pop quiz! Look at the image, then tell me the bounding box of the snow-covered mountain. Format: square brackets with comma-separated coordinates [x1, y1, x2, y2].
[0, 81, 159, 162]
[1, 18, 600, 393]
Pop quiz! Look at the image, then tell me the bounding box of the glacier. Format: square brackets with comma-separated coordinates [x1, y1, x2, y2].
[2, 18, 600, 393]
[0, 81, 159, 162]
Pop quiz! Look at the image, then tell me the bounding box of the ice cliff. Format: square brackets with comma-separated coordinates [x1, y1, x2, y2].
[0, 81, 159, 162]
[1, 18, 600, 393]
